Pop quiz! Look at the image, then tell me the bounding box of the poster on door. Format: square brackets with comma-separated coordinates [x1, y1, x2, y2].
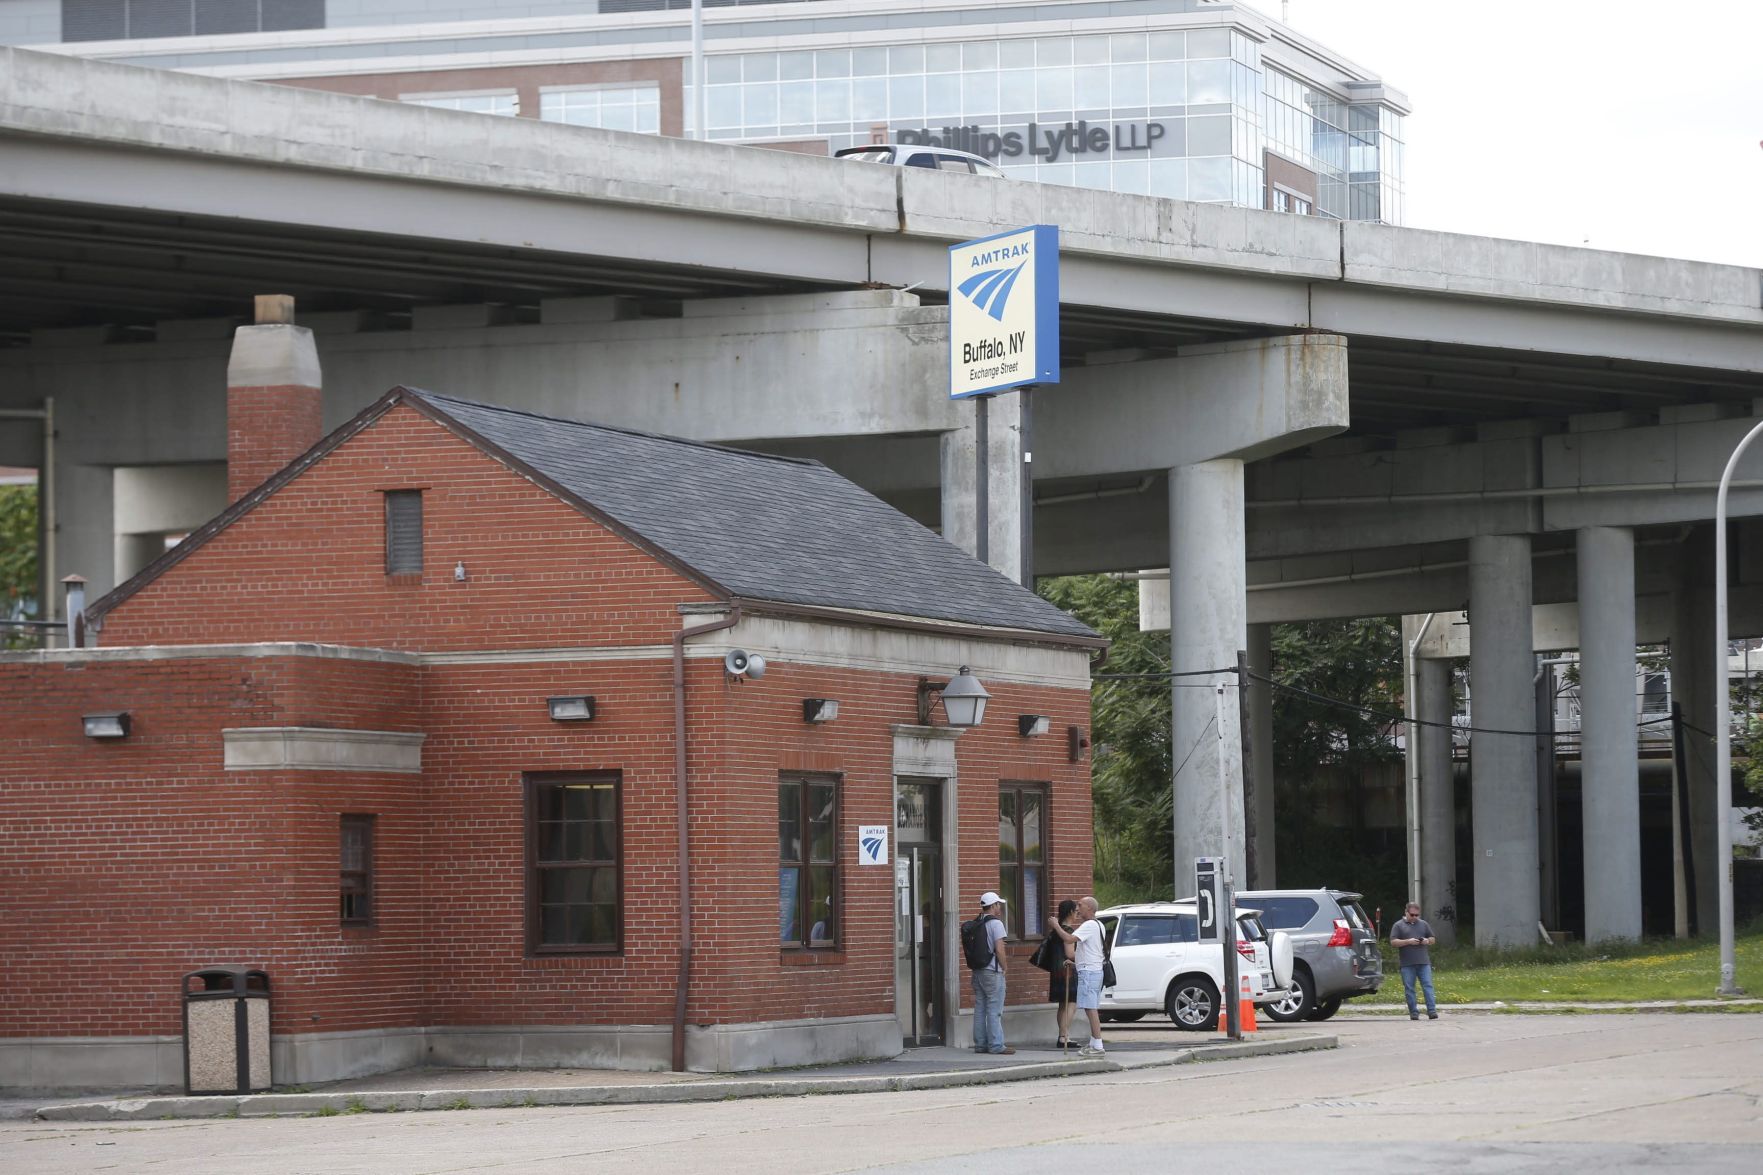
[858, 825, 889, 865]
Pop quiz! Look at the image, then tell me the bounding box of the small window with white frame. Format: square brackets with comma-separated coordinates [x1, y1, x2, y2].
[1270, 186, 1313, 216]
[401, 91, 520, 117]
[540, 84, 662, 135]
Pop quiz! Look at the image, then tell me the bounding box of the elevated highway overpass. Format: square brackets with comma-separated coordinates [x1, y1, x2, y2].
[4, 45, 1763, 947]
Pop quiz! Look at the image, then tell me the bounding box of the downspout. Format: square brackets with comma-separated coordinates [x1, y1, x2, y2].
[671, 602, 741, 1073]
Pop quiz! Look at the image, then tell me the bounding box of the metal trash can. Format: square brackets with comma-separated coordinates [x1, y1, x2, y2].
[182, 966, 271, 1095]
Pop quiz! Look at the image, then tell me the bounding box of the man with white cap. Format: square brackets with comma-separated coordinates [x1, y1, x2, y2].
[966, 891, 1014, 1055]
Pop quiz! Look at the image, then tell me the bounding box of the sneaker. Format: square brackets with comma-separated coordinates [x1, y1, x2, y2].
[988, 1047, 1016, 1056]
[1077, 1045, 1105, 1058]
[1428, 1013, 1439, 1020]
[1409, 1014, 1419, 1021]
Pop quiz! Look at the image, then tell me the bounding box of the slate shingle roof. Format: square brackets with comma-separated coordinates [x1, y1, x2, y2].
[410, 390, 1097, 642]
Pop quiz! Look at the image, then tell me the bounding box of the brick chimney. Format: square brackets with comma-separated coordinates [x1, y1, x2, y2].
[226, 294, 323, 502]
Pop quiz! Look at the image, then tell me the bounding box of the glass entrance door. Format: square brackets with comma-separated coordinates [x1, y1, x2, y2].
[894, 778, 944, 1046]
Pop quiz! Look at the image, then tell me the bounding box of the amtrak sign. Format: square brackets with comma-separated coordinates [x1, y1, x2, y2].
[948, 224, 1059, 399]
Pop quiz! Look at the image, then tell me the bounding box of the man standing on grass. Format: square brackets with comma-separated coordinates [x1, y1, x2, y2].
[1391, 901, 1439, 1020]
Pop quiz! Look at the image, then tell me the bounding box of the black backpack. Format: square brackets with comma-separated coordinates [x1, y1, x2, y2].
[961, 913, 999, 970]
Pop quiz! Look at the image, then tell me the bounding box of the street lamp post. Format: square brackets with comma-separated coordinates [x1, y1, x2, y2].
[1711, 421, 1760, 996]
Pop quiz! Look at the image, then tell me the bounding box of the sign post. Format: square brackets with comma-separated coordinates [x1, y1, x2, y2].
[1196, 856, 1240, 1040]
[948, 225, 1059, 583]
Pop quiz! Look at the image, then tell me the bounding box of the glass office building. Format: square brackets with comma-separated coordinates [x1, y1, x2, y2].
[3, 0, 1407, 222]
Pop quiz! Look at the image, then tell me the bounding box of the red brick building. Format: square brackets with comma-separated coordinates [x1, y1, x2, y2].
[0, 379, 1100, 1092]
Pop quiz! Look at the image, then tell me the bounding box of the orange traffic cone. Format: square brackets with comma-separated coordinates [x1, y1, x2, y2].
[1219, 978, 1258, 1035]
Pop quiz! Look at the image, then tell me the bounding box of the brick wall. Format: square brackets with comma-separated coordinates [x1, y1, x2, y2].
[100, 402, 717, 651]
[1, 646, 1091, 1040]
[227, 382, 322, 503]
[276, 58, 688, 138]
[9, 396, 1096, 1048]
[0, 654, 426, 1039]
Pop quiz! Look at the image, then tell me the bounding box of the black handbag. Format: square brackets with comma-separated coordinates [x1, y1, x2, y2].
[1101, 930, 1117, 988]
[1028, 927, 1061, 973]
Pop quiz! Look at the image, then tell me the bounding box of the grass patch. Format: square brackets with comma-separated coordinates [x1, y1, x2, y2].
[1363, 922, 1763, 1004]
[310, 1105, 340, 1118]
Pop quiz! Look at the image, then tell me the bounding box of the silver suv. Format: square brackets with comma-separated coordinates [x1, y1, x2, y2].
[1233, 889, 1382, 1021]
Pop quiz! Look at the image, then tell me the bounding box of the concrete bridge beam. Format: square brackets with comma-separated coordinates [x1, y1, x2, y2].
[1468, 533, 1541, 947]
[1670, 526, 1722, 937]
[1416, 653, 1459, 945]
[1161, 334, 1351, 884]
[1576, 526, 1644, 943]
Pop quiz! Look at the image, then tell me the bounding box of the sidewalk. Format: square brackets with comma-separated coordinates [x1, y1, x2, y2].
[32, 1032, 1335, 1122]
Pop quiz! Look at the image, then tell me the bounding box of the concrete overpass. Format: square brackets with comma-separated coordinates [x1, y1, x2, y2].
[4, 46, 1763, 947]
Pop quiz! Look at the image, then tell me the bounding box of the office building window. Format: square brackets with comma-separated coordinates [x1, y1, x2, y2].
[383, 490, 422, 575]
[62, 1, 324, 42]
[540, 85, 662, 134]
[528, 774, 622, 953]
[340, 814, 374, 925]
[401, 92, 520, 117]
[998, 783, 1047, 938]
[779, 775, 838, 948]
[1271, 188, 1311, 215]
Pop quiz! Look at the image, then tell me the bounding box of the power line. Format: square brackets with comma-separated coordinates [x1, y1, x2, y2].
[1094, 667, 1235, 680]
[1090, 665, 1690, 739]
[1169, 712, 1218, 782]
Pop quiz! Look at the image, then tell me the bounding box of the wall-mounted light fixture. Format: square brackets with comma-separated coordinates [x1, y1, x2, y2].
[802, 698, 839, 724]
[82, 711, 131, 739]
[547, 696, 596, 722]
[916, 666, 990, 728]
[1068, 725, 1090, 763]
[1017, 714, 1051, 737]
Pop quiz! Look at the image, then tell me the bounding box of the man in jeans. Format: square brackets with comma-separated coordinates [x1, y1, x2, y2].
[1390, 901, 1439, 1020]
[971, 891, 1014, 1055]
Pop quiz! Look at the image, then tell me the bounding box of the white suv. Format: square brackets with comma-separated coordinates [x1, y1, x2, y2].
[1096, 902, 1295, 1031]
[834, 144, 1007, 177]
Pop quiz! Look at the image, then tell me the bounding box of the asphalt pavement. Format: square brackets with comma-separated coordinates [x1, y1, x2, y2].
[4, 1012, 1760, 1174]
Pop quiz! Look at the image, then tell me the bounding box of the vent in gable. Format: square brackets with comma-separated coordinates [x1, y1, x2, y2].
[384, 490, 423, 575]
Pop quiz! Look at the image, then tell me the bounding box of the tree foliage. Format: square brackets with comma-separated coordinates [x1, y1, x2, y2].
[1039, 575, 1408, 905]
[1039, 574, 1175, 900]
[0, 484, 38, 650]
[1266, 618, 1409, 914]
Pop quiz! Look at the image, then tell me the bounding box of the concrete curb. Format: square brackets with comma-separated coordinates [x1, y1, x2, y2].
[32, 1034, 1335, 1121]
[1351, 999, 1763, 1015]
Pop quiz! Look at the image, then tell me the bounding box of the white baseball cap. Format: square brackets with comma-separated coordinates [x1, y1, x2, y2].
[978, 891, 1006, 907]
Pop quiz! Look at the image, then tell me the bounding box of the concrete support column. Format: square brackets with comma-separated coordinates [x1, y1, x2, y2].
[1246, 622, 1276, 888]
[1170, 458, 1247, 882]
[1468, 533, 1538, 946]
[1577, 525, 1643, 942]
[1670, 524, 1720, 936]
[939, 392, 1028, 583]
[1417, 655, 1458, 945]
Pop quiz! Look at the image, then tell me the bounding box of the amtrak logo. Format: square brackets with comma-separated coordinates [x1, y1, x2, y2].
[957, 261, 1027, 322]
[860, 833, 886, 861]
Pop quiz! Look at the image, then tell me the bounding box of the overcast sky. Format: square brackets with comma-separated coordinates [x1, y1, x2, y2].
[1267, 0, 1763, 268]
